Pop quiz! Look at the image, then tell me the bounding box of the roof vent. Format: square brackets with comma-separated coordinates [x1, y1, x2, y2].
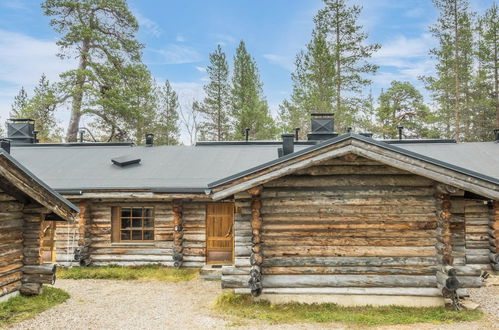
[359, 133, 373, 138]
[111, 155, 141, 167]
[307, 113, 338, 141]
[7, 118, 36, 144]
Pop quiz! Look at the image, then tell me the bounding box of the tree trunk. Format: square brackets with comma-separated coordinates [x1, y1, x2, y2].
[335, 2, 341, 120]
[66, 39, 90, 142]
[494, 26, 499, 129]
[453, 1, 461, 142]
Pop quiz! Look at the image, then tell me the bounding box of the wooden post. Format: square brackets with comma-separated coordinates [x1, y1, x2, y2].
[77, 202, 92, 266]
[248, 185, 263, 297]
[490, 201, 499, 270]
[172, 200, 183, 268]
[20, 211, 45, 295]
[434, 185, 461, 308]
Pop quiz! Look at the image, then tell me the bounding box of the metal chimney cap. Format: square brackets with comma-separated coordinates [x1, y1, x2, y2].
[281, 133, 295, 138]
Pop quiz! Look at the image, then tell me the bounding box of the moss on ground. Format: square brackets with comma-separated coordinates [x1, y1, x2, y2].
[0, 286, 69, 327]
[57, 264, 199, 281]
[215, 292, 483, 326]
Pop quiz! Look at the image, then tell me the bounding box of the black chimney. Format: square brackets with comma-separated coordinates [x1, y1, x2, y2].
[245, 128, 250, 142]
[7, 118, 36, 144]
[282, 134, 294, 156]
[397, 126, 404, 140]
[145, 133, 154, 146]
[33, 130, 38, 143]
[0, 139, 10, 154]
[79, 130, 85, 143]
[294, 128, 300, 141]
[307, 113, 338, 141]
[494, 128, 499, 142]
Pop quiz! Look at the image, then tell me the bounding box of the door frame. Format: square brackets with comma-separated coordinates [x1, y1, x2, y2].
[205, 202, 235, 265]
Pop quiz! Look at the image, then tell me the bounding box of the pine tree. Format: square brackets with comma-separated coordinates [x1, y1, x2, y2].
[279, 31, 336, 137]
[196, 45, 231, 141]
[231, 41, 276, 140]
[423, 0, 474, 141]
[375, 81, 438, 139]
[10, 75, 62, 142]
[314, 0, 380, 130]
[152, 80, 180, 145]
[42, 0, 153, 142]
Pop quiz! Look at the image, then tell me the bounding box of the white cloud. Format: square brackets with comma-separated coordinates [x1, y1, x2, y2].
[146, 45, 203, 65]
[0, 29, 74, 122]
[1, 0, 27, 10]
[176, 35, 186, 42]
[374, 33, 434, 61]
[263, 54, 294, 71]
[135, 12, 161, 37]
[195, 66, 206, 73]
[210, 33, 236, 46]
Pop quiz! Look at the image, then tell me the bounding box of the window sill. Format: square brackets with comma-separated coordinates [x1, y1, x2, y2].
[111, 242, 155, 246]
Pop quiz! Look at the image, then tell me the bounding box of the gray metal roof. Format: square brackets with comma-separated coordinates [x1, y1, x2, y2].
[0, 149, 79, 213]
[9, 135, 499, 193]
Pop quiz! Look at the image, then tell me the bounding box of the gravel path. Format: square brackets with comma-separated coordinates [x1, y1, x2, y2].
[9, 279, 499, 330]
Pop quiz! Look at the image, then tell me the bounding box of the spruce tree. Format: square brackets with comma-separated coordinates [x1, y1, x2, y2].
[279, 31, 336, 137]
[231, 41, 276, 140]
[10, 75, 62, 142]
[314, 0, 380, 130]
[42, 0, 153, 142]
[196, 45, 231, 141]
[152, 80, 180, 145]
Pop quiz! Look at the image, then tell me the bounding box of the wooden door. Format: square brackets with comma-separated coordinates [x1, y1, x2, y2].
[206, 203, 234, 264]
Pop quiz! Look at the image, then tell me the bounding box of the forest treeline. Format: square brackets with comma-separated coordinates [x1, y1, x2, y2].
[5, 0, 499, 144]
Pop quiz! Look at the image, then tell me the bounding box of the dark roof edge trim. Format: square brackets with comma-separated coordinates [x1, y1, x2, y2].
[207, 133, 499, 189]
[0, 151, 79, 214]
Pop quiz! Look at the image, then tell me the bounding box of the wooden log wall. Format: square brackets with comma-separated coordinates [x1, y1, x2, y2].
[20, 205, 48, 295]
[54, 200, 207, 267]
[223, 156, 448, 293]
[172, 200, 183, 268]
[490, 201, 499, 271]
[0, 190, 24, 298]
[248, 186, 263, 296]
[464, 200, 491, 269]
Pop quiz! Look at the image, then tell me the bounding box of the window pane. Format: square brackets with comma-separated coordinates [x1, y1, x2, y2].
[144, 208, 153, 217]
[143, 218, 153, 228]
[121, 230, 130, 241]
[132, 218, 142, 228]
[121, 208, 131, 217]
[121, 218, 131, 229]
[132, 208, 142, 217]
[132, 230, 142, 240]
[143, 230, 154, 240]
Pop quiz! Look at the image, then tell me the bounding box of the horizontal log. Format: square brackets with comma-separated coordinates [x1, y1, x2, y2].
[264, 257, 438, 267]
[22, 264, 56, 275]
[466, 255, 490, 264]
[0, 279, 21, 297]
[265, 175, 433, 188]
[256, 205, 437, 215]
[20, 282, 42, 296]
[263, 222, 437, 231]
[263, 266, 437, 275]
[264, 246, 436, 258]
[22, 273, 55, 285]
[263, 237, 436, 247]
[294, 165, 409, 176]
[223, 274, 437, 288]
[262, 197, 435, 207]
[262, 229, 436, 238]
[261, 187, 435, 198]
[234, 287, 454, 297]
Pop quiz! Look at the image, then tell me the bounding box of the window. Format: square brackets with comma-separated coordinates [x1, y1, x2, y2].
[112, 207, 154, 242]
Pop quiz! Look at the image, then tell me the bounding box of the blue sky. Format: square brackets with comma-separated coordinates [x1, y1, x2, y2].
[0, 0, 495, 143]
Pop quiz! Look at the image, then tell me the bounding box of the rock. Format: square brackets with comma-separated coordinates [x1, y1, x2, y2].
[461, 300, 480, 310]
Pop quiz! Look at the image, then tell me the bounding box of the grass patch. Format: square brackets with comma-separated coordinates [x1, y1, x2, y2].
[0, 286, 69, 327]
[57, 264, 199, 282]
[215, 292, 482, 326]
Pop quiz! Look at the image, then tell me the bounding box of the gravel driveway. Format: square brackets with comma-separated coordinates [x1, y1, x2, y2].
[10, 279, 499, 330]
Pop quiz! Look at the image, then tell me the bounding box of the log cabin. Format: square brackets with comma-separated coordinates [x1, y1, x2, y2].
[0, 138, 78, 301]
[7, 116, 499, 306]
